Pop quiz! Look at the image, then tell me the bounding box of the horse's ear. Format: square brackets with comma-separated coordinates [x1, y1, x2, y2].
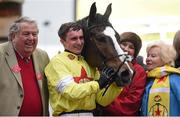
[89, 2, 97, 22]
[103, 3, 112, 20]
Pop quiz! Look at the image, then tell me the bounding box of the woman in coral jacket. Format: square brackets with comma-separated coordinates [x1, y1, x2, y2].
[96, 32, 147, 116]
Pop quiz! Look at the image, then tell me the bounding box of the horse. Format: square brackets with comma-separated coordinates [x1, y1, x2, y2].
[77, 2, 134, 88]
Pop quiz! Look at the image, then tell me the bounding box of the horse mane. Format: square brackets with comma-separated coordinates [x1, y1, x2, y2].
[77, 16, 109, 64]
[77, 18, 100, 64]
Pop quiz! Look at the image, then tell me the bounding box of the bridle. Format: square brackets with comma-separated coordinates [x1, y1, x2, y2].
[101, 54, 132, 96]
[86, 23, 133, 95]
[103, 54, 132, 74]
[86, 23, 132, 73]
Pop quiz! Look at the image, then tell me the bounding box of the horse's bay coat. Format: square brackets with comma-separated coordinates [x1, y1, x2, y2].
[0, 42, 49, 116]
[78, 2, 134, 90]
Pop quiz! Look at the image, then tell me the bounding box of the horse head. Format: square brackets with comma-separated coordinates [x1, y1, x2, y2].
[78, 2, 134, 86]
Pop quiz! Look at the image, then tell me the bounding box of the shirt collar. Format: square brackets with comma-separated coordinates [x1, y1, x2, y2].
[64, 51, 83, 61]
[13, 47, 31, 60]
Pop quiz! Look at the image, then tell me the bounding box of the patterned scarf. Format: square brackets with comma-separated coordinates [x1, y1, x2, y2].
[147, 65, 180, 116]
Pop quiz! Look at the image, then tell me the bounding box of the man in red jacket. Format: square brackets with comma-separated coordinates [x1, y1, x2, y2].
[96, 32, 147, 116]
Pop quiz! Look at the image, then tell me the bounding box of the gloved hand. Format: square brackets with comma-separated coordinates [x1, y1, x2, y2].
[98, 66, 115, 89]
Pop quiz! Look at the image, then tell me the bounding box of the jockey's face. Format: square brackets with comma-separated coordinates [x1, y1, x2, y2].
[61, 28, 84, 55]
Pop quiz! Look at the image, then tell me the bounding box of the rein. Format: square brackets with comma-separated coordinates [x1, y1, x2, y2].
[103, 54, 129, 74]
[102, 55, 128, 96]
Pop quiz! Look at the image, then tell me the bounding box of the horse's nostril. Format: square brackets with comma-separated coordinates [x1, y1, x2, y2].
[121, 69, 129, 76]
[121, 70, 131, 83]
[115, 69, 132, 87]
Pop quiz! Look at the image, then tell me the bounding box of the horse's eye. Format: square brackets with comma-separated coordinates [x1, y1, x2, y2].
[96, 35, 106, 43]
[91, 27, 104, 33]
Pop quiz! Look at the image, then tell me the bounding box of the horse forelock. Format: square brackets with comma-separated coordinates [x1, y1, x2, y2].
[88, 14, 110, 27]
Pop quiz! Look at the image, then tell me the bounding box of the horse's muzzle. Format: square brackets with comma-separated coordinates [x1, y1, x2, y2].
[115, 69, 133, 87]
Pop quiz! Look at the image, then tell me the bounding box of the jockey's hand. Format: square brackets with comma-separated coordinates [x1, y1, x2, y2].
[98, 66, 115, 89]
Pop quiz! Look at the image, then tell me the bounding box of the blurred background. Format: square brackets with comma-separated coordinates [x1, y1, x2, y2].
[1, 0, 180, 59]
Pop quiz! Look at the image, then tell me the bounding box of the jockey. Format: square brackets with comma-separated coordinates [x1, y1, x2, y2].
[45, 22, 123, 116]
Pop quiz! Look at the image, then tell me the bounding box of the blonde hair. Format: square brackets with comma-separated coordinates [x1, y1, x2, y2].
[146, 40, 176, 66]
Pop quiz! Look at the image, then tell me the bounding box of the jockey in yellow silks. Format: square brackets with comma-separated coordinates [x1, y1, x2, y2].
[45, 51, 122, 116]
[141, 65, 180, 116]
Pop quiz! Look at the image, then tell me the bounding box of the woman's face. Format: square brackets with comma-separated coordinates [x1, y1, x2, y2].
[120, 41, 135, 57]
[146, 46, 165, 71]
